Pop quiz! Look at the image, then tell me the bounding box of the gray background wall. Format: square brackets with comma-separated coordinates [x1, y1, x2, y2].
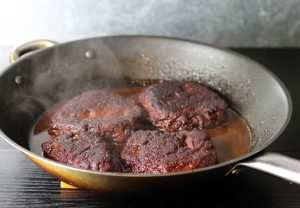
[0, 0, 300, 47]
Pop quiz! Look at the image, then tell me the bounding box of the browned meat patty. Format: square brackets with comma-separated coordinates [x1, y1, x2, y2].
[48, 90, 148, 143]
[121, 130, 217, 173]
[42, 132, 121, 172]
[138, 81, 228, 131]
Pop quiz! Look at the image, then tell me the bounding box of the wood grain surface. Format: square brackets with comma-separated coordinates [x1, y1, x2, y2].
[1, 150, 300, 208]
[0, 49, 300, 207]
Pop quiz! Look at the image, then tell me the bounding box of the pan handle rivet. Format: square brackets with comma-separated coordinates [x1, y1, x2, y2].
[85, 49, 95, 59]
[15, 75, 23, 86]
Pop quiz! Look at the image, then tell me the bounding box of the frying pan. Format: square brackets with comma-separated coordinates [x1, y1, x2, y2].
[0, 36, 297, 192]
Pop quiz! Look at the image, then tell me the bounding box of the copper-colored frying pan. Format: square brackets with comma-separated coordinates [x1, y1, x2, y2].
[0, 36, 297, 192]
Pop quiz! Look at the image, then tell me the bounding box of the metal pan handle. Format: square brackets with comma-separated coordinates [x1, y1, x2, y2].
[9, 40, 57, 63]
[229, 152, 300, 184]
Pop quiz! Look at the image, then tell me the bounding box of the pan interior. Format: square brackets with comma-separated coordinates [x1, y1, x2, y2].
[0, 36, 291, 160]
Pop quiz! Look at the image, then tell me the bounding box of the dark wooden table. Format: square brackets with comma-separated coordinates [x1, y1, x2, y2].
[0, 48, 300, 208]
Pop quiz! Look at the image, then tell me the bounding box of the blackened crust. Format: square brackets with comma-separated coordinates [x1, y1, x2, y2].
[138, 81, 228, 131]
[121, 130, 217, 173]
[42, 132, 122, 172]
[48, 90, 148, 143]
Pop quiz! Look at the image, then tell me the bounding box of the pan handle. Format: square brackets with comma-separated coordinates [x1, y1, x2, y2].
[229, 152, 300, 184]
[9, 40, 58, 63]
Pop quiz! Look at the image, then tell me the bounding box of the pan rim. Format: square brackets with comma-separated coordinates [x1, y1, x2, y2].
[0, 35, 293, 178]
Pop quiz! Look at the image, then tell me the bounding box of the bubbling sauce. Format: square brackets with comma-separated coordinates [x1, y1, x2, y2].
[29, 83, 251, 164]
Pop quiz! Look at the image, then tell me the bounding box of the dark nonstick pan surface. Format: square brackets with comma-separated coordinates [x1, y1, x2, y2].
[0, 36, 293, 191]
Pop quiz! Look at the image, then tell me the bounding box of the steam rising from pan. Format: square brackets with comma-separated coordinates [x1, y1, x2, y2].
[30, 39, 127, 105]
[1, 39, 129, 141]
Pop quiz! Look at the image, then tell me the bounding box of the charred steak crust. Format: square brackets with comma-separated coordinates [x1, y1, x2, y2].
[121, 130, 217, 173]
[42, 132, 122, 172]
[48, 90, 148, 143]
[138, 81, 228, 131]
[42, 82, 226, 173]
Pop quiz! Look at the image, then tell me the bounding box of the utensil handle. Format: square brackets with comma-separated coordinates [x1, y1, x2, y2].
[230, 152, 300, 184]
[9, 40, 57, 63]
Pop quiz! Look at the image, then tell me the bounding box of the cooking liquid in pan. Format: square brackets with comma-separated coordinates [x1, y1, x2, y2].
[29, 81, 251, 165]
